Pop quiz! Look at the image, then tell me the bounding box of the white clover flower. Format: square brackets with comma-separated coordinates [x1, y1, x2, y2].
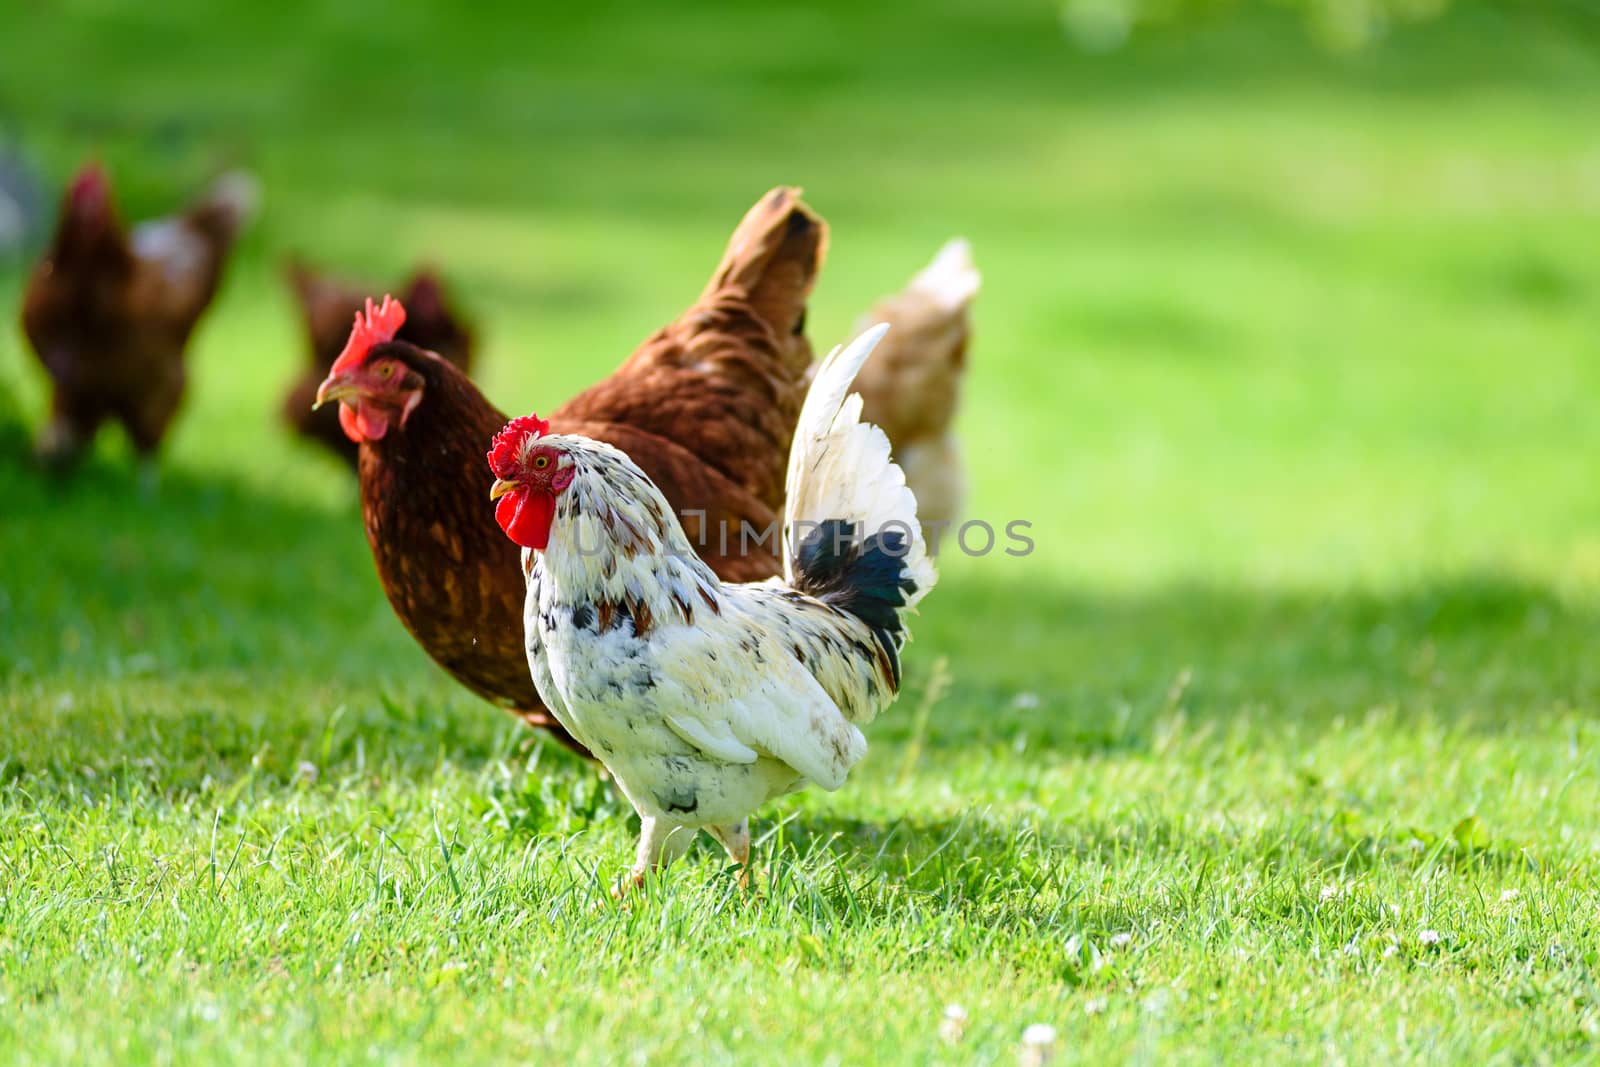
[1085, 997, 1108, 1016]
[1064, 934, 1106, 972]
[1141, 988, 1172, 1016]
[1498, 889, 1521, 904]
[1020, 1023, 1058, 1066]
[1110, 932, 1133, 950]
[1418, 929, 1441, 946]
[938, 1004, 968, 1044]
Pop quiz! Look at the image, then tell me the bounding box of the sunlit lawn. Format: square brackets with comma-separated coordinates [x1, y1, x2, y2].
[2, 2, 1599, 1062]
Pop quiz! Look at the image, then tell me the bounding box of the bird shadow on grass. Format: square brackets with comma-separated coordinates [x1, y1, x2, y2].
[746, 806, 1543, 935]
[0, 434, 480, 784]
[903, 570, 1600, 753]
[1, 434, 408, 680]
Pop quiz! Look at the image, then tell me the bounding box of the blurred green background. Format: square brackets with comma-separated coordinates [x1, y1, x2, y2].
[5, 0, 1600, 703]
[2, 1, 1599, 1062]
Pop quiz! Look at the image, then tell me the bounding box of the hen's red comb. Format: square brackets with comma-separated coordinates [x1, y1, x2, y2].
[329, 295, 407, 376]
[487, 414, 552, 477]
[70, 163, 108, 206]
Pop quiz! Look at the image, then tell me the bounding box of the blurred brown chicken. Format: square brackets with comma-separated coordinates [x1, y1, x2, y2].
[282, 261, 475, 466]
[312, 188, 824, 754]
[851, 239, 980, 536]
[20, 163, 256, 468]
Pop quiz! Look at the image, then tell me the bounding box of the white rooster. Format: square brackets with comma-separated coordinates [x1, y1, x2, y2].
[487, 324, 936, 889]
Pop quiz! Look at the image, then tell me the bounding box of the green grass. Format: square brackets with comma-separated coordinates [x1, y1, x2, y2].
[4, 1, 1600, 1062]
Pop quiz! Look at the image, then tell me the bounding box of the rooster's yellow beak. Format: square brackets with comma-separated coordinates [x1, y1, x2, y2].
[489, 478, 519, 501]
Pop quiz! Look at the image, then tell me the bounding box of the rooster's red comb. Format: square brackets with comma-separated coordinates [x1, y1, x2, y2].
[487, 415, 552, 477]
[329, 295, 407, 376]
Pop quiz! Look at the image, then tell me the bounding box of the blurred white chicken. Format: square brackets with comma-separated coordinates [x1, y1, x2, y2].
[488, 324, 936, 890]
[852, 239, 980, 538]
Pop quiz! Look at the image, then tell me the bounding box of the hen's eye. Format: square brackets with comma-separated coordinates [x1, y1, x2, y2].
[533, 455, 550, 470]
[379, 364, 394, 378]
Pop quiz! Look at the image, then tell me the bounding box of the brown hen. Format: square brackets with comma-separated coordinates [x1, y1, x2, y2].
[315, 188, 824, 755]
[282, 262, 475, 467]
[21, 163, 255, 468]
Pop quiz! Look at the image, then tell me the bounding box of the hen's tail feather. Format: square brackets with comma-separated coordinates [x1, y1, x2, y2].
[903, 238, 980, 312]
[783, 324, 937, 681]
[849, 238, 980, 534]
[852, 237, 979, 439]
[701, 186, 827, 374]
[187, 171, 259, 243]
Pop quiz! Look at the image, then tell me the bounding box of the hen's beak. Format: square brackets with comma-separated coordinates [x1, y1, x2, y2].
[312, 373, 358, 411]
[489, 478, 520, 501]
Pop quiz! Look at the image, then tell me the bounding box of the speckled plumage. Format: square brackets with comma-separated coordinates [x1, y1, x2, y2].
[513, 325, 936, 885]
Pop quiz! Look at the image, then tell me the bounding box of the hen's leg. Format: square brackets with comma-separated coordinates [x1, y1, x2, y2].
[34, 393, 103, 470]
[708, 819, 752, 888]
[119, 378, 185, 496]
[136, 457, 162, 496]
[615, 815, 693, 898]
[119, 372, 184, 461]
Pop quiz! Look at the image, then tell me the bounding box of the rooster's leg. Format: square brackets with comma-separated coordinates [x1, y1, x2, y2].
[613, 815, 693, 898]
[708, 820, 752, 889]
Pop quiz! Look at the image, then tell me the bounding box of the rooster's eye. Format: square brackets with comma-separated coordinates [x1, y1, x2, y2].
[533, 455, 550, 470]
[379, 364, 394, 378]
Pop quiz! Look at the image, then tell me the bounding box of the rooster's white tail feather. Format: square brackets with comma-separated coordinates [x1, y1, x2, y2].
[782, 324, 936, 617]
